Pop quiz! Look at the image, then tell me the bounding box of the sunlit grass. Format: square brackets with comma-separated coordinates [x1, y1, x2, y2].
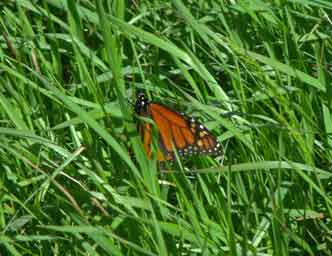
[0, 0, 332, 255]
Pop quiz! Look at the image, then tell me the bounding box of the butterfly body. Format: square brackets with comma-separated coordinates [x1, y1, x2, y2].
[135, 94, 222, 161]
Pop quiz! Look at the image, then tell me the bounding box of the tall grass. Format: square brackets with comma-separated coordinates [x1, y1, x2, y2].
[1, 0, 332, 255]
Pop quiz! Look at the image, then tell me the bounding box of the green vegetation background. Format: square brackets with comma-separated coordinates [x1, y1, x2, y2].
[1, 0, 332, 255]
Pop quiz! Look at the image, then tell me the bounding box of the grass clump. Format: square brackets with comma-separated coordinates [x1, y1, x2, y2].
[0, 0, 332, 255]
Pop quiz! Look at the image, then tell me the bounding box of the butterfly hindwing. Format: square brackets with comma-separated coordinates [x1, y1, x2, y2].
[140, 122, 171, 161]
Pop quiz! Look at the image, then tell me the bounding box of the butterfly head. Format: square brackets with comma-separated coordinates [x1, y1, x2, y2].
[135, 93, 149, 115]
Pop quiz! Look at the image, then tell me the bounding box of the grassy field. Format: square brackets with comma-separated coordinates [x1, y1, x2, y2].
[1, 0, 332, 255]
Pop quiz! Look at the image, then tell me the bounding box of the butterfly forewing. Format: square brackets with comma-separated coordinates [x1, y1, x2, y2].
[150, 103, 222, 159]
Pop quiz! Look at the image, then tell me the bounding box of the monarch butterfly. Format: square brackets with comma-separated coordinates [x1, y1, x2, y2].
[135, 93, 222, 161]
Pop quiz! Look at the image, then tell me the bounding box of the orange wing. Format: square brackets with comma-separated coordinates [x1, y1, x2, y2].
[139, 122, 169, 161]
[145, 103, 222, 161]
